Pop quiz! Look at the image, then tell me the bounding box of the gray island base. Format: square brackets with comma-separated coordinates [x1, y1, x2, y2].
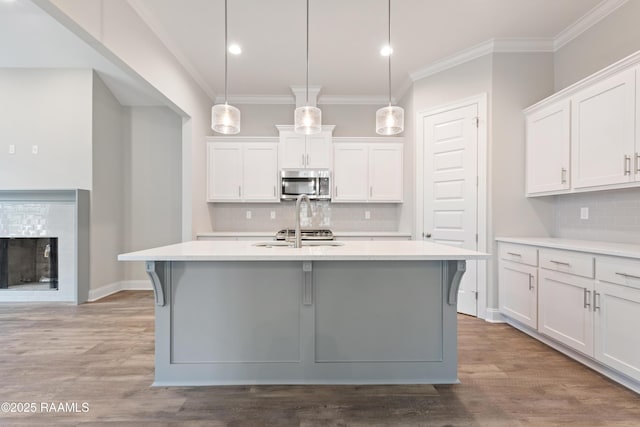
[118, 240, 488, 386]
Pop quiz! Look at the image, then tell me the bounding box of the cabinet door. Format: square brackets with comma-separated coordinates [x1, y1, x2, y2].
[594, 281, 640, 382]
[242, 143, 278, 202]
[526, 100, 570, 195]
[571, 69, 636, 189]
[280, 133, 306, 168]
[333, 144, 368, 202]
[369, 144, 403, 202]
[538, 269, 594, 356]
[306, 133, 332, 169]
[207, 143, 242, 201]
[499, 261, 537, 329]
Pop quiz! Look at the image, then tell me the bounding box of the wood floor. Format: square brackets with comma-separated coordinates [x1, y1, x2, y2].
[0, 291, 638, 426]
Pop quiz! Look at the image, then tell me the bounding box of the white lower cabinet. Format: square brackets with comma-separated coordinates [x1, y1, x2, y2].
[594, 257, 640, 382]
[538, 269, 594, 356]
[498, 240, 640, 391]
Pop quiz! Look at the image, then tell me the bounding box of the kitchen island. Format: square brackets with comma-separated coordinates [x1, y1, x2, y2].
[118, 240, 488, 386]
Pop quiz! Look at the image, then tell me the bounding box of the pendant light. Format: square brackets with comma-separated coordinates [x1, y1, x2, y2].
[211, 0, 240, 135]
[294, 0, 321, 135]
[376, 0, 404, 135]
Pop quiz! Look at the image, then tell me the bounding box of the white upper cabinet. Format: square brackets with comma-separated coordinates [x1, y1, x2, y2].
[525, 53, 640, 197]
[277, 125, 334, 169]
[571, 68, 636, 189]
[333, 140, 403, 203]
[525, 99, 571, 195]
[207, 139, 279, 203]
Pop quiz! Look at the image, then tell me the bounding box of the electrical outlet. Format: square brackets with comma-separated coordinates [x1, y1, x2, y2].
[365, 211, 371, 220]
[8, 144, 15, 154]
[270, 211, 276, 220]
[32, 145, 38, 154]
[246, 211, 252, 220]
[580, 207, 589, 220]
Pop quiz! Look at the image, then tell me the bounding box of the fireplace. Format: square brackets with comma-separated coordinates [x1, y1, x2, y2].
[0, 238, 59, 290]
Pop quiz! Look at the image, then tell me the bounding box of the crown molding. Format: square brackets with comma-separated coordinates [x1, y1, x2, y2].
[318, 95, 390, 105]
[409, 40, 494, 82]
[127, 0, 217, 102]
[492, 38, 555, 53]
[554, 0, 629, 50]
[214, 95, 294, 105]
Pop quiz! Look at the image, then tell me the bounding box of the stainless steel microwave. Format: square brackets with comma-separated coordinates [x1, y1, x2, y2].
[280, 169, 331, 201]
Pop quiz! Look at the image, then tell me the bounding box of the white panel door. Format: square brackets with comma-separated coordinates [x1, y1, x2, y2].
[526, 99, 571, 195]
[207, 143, 242, 201]
[571, 69, 636, 189]
[538, 269, 594, 356]
[333, 144, 368, 202]
[594, 281, 640, 382]
[243, 143, 278, 202]
[306, 133, 333, 169]
[423, 104, 478, 316]
[369, 144, 403, 202]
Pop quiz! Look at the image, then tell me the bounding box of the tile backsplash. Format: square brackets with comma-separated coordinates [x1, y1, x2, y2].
[554, 188, 640, 244]
[210, 202, 400, 232]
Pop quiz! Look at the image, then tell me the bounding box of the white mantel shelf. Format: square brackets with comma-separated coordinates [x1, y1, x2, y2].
[495, 237, 640, 260]
[118, 240, 488, 262]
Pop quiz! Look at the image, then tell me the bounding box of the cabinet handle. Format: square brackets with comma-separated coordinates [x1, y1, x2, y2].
[624, 155, 631, 176]
[273, 186, 276, 197]
[528, 273, 534, 291]
[561, 168, 567, 184]
[636, 153, 640, 173]
[615, 272, 640, 280]
[506, 252, 522, 257]
[584, 289, 591, 310]
[238, 186, 241, 197]
[370, 187, 373, 198]
[306, 154, 310, 166]
[594, 291, 601, 311]
[335, 186, 338, 197]
[549, 260, 571, 267]
[302, 154, 305, 166]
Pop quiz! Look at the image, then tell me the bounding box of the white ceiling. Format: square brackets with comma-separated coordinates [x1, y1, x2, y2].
[0, 0, 621, 106]
[129, 0, 607, 102]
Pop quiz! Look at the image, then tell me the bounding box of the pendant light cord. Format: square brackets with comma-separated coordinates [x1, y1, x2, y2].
[387, 0, 391, 106]
[224, 0, 228, 104]
[306, 0, 310, 105]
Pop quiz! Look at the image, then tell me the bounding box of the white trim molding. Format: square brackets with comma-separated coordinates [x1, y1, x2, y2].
[484, 308, 506, 323]
[88, 280, 152, 302]
[554, 0, 629, 50]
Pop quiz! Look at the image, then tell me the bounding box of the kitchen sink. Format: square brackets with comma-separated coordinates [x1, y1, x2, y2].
[253, 240, 345, 248]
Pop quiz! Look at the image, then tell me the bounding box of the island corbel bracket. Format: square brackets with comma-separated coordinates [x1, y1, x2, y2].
[445, 260, 466, 306]
[145, 261, 167, 307]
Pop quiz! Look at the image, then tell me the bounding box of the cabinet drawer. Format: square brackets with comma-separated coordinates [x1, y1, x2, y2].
[499, 243, 538, 267]
[540, 249, 594, 278]
[597, 256, 640, 290]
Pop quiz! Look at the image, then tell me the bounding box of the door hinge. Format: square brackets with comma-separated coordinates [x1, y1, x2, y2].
[473, 117, 480, 127]
[475, 233, 478, 243]
[475, 292, 478, 300]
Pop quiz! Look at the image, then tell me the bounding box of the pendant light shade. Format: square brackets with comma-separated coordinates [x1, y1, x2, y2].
[294, 105, 322, 135]
[294, 0, 322, 135]
[376, 0, 404, 135]
[212, 103, 241, 135]
[211, 0, 240, 135]
[376, 105, 404, 136]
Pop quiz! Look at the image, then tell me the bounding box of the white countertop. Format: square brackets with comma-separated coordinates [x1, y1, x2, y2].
[119, 240, 489, 262]
[496, 237, 640, 260]
[197, 231, 413, 238]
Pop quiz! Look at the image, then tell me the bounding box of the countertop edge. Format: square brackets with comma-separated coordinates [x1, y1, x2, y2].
[495, 237, 640, 260]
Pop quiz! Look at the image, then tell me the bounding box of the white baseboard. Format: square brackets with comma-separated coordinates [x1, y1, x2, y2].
[88, 280, 151, 302]
[483, 308, 506, 323]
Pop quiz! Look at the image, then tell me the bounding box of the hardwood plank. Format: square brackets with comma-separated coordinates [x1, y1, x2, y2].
[0, 290, 638, 425]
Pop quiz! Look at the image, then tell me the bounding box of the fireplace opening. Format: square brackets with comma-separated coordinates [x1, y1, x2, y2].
[0, 238, 59, 291]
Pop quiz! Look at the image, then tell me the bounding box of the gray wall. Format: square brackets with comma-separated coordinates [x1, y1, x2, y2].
[90, 72, 125, 290]
[0, 68, 93, 189]
[123, 106, 182, 280]
[554, 0, 640, 91]
[550, 0, 640, 243]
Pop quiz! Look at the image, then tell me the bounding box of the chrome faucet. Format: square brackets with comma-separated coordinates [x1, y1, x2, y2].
[295, 194, 312, 248]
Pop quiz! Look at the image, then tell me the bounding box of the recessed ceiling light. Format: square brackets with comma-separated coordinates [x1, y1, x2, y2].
[228, 44, 242, 55]
[380, 45, 393, 56]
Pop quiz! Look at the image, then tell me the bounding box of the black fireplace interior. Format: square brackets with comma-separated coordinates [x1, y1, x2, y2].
[0, 238, 58, 290]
